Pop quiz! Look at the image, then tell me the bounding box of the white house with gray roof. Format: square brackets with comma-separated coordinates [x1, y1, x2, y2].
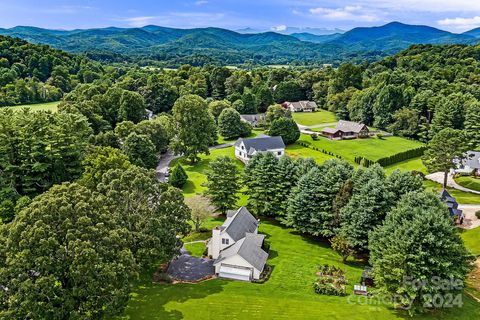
[234, 135, 285, 163]
[207, 207, 268, 281]
[285, 101, 318, 112]
[452, 151, 480, 176]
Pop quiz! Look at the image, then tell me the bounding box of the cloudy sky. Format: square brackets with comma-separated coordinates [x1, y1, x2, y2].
[1, 0, 480, 32]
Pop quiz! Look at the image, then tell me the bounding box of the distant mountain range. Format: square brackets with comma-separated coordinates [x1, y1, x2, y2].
[236, 26, 345, 36]
[0, 22, 479, 66]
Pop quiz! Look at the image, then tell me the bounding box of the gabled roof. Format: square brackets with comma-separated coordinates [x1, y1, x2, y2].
[336, 120, 368, 133]
[224, 207, 259, 242]
[287, 101, 318, 110]
[234, 136, 285, 153]
[321, 127, 340, 134]
[214, 233, 268, 271]
[240, 114, 265, 122]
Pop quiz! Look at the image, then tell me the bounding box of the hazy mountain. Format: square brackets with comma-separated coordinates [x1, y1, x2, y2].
[0, 22, 477, 66]
[290, 33, 342, 43]
[464, 27, 480, 38]
[236, 26, 345, 36]
[332, 22, 475, 52]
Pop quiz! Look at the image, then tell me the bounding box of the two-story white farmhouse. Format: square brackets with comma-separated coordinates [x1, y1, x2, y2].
[207, 207, 268, 281]
[234, 135, 285, 164]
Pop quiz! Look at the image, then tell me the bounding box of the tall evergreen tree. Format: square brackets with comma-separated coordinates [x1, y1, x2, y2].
[369, 191, 472, 314]
[169, 164, 188, 188]
[422, 128, 468, 188]
[244, 152, 280, 216]
[465, 100, 480, 149]
[287, 167, 322, 233]
[274, 156, 298, 217]
[203, 156, 240, 214]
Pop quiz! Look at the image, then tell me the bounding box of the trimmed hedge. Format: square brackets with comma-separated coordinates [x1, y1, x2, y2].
[355, 146, 425, 168]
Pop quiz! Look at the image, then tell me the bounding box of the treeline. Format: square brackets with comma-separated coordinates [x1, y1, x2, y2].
[0, 107, 192, 318]
[0, 36, 106, 106]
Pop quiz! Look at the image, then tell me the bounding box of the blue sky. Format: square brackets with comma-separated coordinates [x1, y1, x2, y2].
[1, 0, 480, 32]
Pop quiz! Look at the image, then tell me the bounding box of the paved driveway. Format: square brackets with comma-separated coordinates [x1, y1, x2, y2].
[167, 254, 215, 282]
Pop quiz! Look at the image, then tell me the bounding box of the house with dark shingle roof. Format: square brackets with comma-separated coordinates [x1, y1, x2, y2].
[321, 120, 369, 140]
[234, 135, 285, 163]
[206, 207, 268, 281]
[440, 189, 464, 224]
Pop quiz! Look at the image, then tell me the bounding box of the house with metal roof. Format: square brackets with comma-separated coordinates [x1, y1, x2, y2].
[206, 207, 268, 281]
[440, 189, 464, 224]
[321, 120, 369, 140]
[234, 135, 285, 163]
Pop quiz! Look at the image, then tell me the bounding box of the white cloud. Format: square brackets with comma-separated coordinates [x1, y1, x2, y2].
[309, 5, 379, 22]
[122, 16, 158, 27]
[438, 16, 480, 32]
[271, 25, 287, 31]
[195, 1, 209, 5]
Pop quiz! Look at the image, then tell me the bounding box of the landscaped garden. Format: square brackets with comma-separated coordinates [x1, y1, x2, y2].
[455, 176, 480, 192]
[292, 109, 337, 126]
[118, 219, 480, 319]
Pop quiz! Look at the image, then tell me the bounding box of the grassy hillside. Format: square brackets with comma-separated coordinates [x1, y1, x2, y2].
[3, 101, 59, 112]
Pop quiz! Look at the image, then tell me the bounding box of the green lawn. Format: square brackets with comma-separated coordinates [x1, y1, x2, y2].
[461, 227, 480, 256]
[3, 101, 59, 112]
[298, 134, 424, 163]
[423, 180, 480, 204]
[385, 157, 427, 174]
[455, 176, 480, 192]
[292, 110, 337, 126]
[184, 242, 206, 257]
[216, 129, 264, 145]
[119, 219, 480, 319]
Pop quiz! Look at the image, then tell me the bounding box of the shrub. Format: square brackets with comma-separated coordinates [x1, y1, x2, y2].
[311, 133, 319, 140]
[476, 210, 480, 220]
[170, 164, 188, 188]
[252, 265, 273, 284]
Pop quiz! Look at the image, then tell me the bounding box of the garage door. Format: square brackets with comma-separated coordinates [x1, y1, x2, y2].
[219, 265, 252, 281]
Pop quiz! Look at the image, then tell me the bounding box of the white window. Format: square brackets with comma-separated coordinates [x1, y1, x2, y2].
[222, 238, 229, 245]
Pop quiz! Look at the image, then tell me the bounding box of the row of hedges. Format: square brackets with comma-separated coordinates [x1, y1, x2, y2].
[297, 142, 344, 160]
[355, 146, 425, 168]
[376, 147, 425, 167]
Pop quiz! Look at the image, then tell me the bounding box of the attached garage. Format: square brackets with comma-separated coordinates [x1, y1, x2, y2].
[218, 265, 252, 281]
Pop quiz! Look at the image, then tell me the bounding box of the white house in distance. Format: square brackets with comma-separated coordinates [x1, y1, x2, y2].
[234, 135, 285, 163]
[240, 114, 265, 127]
[207, 207, 268, 281]
[284, 101, 318, 112]
[452, 151, 480, 176]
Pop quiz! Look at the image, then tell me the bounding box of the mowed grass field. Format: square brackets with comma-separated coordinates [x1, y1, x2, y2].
[3, 101, 60, 112]
[298, 134, 425, 163]
[455, 176, 480, 192]
[461, 227, 480, 256]
[292, 110, 337, 126]
[118, 220, 480, 320]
